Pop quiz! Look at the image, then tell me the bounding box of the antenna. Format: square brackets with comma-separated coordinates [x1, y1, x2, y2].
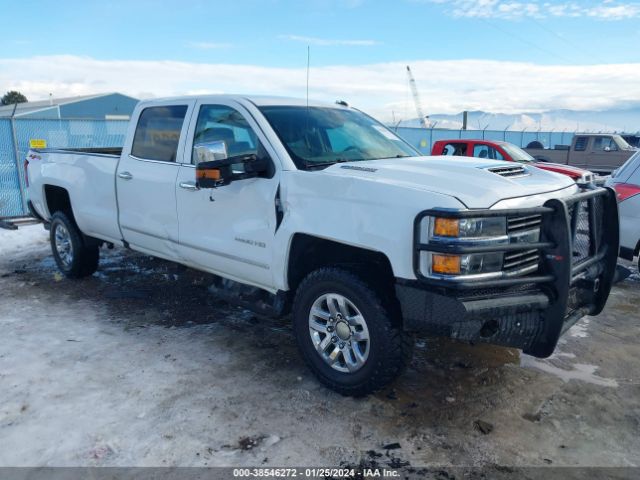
[306, 46, 310, 111]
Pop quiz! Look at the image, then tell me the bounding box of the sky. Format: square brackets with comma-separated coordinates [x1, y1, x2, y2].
[1, 0, 640, 122]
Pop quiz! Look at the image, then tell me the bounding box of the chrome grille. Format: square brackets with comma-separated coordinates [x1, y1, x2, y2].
[507, 214, 542, 233]
[504, 249, 540, 276]
[488, 165, 529, 178]
[505, 214, 542, 275]
[569, 196, 604, 265]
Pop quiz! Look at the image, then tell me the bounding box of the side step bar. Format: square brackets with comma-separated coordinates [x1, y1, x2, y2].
[0, 216, 41, 231]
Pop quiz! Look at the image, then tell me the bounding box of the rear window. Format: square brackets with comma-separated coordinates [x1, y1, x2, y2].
[574, 136, 589, 151]
[441, 143, 467, 156]
[131, 106, 188, 162]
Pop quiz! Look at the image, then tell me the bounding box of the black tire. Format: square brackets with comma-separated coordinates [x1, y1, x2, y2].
[292, 267, 413, 396]
[49, 211, 99, 278]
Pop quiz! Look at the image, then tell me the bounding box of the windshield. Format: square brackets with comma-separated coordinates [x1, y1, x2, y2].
[613, 135, 635, 150]
[612, 150, 640, 179]
[259, 106, 419, 169]
[501, 143, 536, 163]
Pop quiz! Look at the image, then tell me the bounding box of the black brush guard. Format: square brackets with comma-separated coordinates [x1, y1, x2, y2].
[396, 187, 619, 358]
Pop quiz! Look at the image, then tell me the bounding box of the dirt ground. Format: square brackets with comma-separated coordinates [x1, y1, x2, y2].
[1, 226, 639, 473]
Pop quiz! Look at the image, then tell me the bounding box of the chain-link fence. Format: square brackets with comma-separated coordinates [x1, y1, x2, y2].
[393, 126, 576, 154]
[0, 118, 128, 219]
[0, 119, 580, 219]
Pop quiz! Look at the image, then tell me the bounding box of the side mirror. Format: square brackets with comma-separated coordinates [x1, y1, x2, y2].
[194, 140, 228, 165]
[604, 146, 611, 152]
[196, 153, 269, 189]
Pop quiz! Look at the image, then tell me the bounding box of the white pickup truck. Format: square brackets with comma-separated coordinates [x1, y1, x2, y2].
[25, 95, 619, 395]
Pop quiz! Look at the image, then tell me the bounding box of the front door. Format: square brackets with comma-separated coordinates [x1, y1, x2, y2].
[175, 101, 280, 290]
[117, 102, 194, 259]
[589, 136, 620, 173]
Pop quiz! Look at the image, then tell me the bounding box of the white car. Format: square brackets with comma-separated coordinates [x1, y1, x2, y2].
[606, 151, 640, 270]
[25, 95, 618, 395]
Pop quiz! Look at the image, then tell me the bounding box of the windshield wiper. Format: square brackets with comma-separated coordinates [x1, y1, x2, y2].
[305, 158, 351, 170]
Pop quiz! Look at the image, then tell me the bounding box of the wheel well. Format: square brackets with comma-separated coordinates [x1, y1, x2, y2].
[44, 185, 72, 217]
[287, 234, 396, 296]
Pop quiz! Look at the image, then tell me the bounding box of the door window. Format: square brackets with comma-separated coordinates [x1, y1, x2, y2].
[131, 105, 188, 162]
[473, 144, 504, 160]
[192, 105, 259, 168]
[593, 136, 618, 151]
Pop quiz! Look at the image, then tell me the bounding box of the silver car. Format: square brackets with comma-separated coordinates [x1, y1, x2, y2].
[606, 151, 640, 270]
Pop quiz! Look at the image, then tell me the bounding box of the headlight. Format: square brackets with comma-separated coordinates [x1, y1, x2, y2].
[432, 217, 506, 238]
[420, 215, 508, 278]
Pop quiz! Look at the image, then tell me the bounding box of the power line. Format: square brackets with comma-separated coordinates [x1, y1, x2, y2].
[479, 17, 576, 64]
[529, 18, 608, 64]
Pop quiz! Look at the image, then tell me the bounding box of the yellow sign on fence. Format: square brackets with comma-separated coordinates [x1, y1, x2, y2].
[29, 139, 47, 149]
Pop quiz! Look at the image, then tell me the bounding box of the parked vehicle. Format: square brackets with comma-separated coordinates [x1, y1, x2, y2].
[25, 95, 619, 395]
[605, 151, 640, 270]
[524, 134, 637, 175]
[431, 139, 594, 184]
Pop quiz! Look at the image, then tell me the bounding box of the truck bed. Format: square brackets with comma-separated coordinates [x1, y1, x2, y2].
[28, 148, 122, 244]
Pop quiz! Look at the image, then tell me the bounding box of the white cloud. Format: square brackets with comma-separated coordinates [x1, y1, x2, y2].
[2, 55, 640, 123]
[279, 34, 379, 46]
[426, 0, 640, 19]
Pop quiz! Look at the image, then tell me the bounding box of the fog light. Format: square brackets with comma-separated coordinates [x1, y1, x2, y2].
[431, 252, 504, 276]
[432, 254, 461, 275]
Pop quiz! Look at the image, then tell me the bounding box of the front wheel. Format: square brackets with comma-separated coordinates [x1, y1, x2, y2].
[50, 211, 99, 278]
[292, 268, 413, 396]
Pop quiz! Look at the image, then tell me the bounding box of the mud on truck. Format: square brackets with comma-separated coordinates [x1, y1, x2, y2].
[25, 95, 619, 395]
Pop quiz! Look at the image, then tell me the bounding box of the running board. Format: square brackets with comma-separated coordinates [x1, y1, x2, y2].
[208, 276, 290, 318]
[0, 217, 41, 230]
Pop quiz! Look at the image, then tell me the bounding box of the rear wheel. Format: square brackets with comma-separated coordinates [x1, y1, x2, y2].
[50, 211, 99, 278]
[292, 268, 413, 396]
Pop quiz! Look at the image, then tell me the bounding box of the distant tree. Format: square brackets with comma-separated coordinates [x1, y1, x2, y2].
[1, 90, 28, 106]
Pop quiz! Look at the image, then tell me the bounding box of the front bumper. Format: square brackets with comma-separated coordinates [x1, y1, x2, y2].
[397, 187, 619, 358]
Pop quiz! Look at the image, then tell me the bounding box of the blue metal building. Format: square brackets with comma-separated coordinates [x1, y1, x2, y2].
[0, 93, 139, 120]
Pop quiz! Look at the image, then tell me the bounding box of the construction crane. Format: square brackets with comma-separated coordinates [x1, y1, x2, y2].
[406, 65, 429, 129]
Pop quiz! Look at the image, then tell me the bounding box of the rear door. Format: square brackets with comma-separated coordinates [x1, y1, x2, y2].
[117, 101, 195, 259]
[569, 135, 590, 169]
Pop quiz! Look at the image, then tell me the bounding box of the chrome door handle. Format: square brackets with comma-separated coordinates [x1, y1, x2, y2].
[179, 182, 198, 191]
[118, 171, 133, 180]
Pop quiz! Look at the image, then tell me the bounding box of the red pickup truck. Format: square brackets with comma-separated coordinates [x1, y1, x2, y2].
[432, 139, 594, 184]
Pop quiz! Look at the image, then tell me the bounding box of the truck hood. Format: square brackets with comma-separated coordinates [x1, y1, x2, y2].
[322, 155, 576, 209]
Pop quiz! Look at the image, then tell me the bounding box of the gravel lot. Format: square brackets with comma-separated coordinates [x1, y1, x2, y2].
[1, 225, 639, 473]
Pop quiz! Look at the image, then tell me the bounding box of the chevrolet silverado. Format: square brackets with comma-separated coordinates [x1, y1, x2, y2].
[25, 95, 619, 395]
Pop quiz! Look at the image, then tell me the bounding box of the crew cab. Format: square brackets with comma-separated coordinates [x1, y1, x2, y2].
[432, 139, 594, 184]
[525, 133, 637, 175]
[25, 95, 619, 396]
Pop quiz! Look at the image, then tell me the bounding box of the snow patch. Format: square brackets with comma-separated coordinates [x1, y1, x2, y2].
[520, 356, 618, 388]
[0, 224, 48, 258]
[568, 317, 590, 338]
